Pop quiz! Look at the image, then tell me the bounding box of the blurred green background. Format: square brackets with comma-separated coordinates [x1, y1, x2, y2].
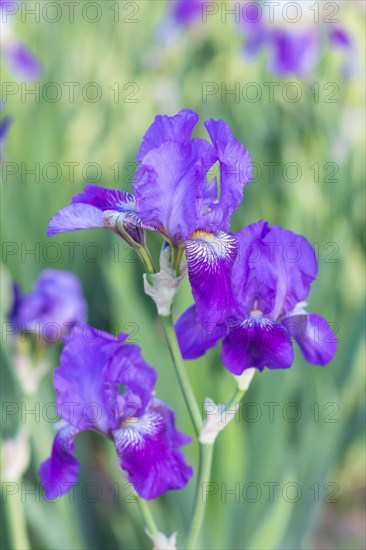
[1, 1, 365, 549]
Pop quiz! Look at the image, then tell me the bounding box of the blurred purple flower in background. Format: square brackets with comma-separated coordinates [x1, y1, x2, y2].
[0, 0, 42, 80]
[176, 221, 337, 373]
[11, 269, 88, 342]
[0, 102, 12, 161]
[48, 109, 254, 325]
[239, 0, 353, 77]
[171, 0, 205, 26]
[40, 326, 193, 500]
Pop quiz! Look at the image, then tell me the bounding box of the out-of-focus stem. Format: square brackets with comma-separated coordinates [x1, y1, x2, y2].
[137, 498, 159, 537]
[159, 313, 202, 436]
[3, 478, 30, 550]
[185, 442, 214, 549]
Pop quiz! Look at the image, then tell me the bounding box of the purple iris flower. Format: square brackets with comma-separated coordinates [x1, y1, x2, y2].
[40, 325, 193, 500]
[0, 0, 42, 80]
[10, 269, 88, 342]
[176, 221, 337, 373]
[48, 109, 253, 325]
[171, 0, 205, 26]
[239, 1, 353, 77]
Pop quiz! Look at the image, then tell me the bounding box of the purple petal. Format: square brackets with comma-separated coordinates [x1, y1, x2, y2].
[282, 313, 337, 365]
[234, 222, 318, 319]
[105, 344, 157, 418]
[329, 27, 352, 48]
[171, 0, 204, 26]
[136, 109, 199, 162]
[0, 116, 11, 141]
[269, 29, 320, 77]
[202, 119, 253, 231]
[186, 230, 239, 324]
[55, 326, 128, 432]
[3, 43, 42, 80]
[39, 424, 80, 500]
[113, 400, 193, 500]
[47, 203, 105, 236]
[175, 305, 224, 359]
[72, 183, 135, 211]
[134, 138, 214, 242]
[222, 315, 294, 374]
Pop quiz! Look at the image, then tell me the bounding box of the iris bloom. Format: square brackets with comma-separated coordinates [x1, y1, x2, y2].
[40, 326, 193, 500]
[11, 269, 87, 342]
[48, 109, 253, 324]
[0, 0, 42, 80]
[239, 0, 353, 77]
[176, 221, 337, 373]
[171, 0, 206, 26]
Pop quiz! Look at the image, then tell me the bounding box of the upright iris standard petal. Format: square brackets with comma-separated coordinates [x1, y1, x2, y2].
[39, 424, 80, 500]
[175, 305, 224, 359]
[234, 222, 318, 319]
[282, 313, 337, 365]
[113, 400, 193, 500]
[222, 315, 294, 374]
[134, 138, 215, 242]
[186, 230, 239, 324]
[55, 326, 128, 432]
[136, 109, 199, 162]
[105, 345, 157, 418]
[203, 118, 253, 231]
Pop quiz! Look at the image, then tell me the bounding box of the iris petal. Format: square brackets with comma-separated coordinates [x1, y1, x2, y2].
[47, 203, 104, 236]
[282, 313, 337, 365]
[175, 304, 225, 359]
[113, 401, 193, 500]
[39, 424, 80, 500]
[222, 315, 294, 374]
[186, 230, 239, 324]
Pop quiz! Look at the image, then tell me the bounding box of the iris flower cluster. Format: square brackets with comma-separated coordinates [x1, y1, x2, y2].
[41, 109, 337, 503]
[169, 0, 353, 78]
[239, 0, 353, 77]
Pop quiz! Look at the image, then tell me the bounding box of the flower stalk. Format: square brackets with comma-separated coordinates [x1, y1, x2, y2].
[159, 313, 202, 436]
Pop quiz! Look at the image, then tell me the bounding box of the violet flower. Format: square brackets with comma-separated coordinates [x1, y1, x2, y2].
[11, 269, 87, 342]
[171, 0, 206, 26]
[48, 109, 253, 324]
[176, 221, 337, 373]
[40, 325, 193, 500]
[0, 0, 42, 80]
[239, 0, 353, 77]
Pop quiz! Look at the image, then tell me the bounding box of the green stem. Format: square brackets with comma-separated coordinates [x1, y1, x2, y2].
[185, 443, 214, 549]
[3, 481, 30, 550]
[159, 314, 202, 436]
[137, 498, 159, 537]
[172, 246, 184, 277]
